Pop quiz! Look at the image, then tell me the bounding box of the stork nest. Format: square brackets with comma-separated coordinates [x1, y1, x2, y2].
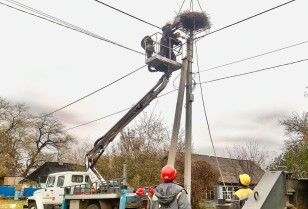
[174, 11, 211, 34]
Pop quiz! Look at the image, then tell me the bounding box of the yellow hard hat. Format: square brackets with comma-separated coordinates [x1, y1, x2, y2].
[239, 174, 251, 186]
[165, 21, 172, 26]
[175, 32, 181, 38]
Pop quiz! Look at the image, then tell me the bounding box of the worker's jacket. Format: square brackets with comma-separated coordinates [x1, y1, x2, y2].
[234, 188, 253, 200]
[151, 182, 191, 209]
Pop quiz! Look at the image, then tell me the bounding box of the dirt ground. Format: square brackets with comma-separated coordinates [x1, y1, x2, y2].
[0, 200, 26, 209]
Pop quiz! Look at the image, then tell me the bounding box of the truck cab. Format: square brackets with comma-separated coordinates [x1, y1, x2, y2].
[25, 171, 90, 209]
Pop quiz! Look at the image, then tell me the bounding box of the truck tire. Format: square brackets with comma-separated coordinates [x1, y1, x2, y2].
[86, 204, 100, 209]
[28, 202, 37, 209]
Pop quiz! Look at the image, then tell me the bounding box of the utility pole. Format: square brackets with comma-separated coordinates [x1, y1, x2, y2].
[184, 30, 193, 201]
[167, 57, 188, 167]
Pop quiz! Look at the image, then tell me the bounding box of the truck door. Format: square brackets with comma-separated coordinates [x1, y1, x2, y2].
[41, 175, 65, 205]
[41, 175, 56, 205]
[53, 175, 65, 204]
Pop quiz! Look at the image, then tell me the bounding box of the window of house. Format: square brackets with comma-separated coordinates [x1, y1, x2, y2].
[72, 175, 84, 183]
[204, 188, 215, 200]
[57, 176, 65, 187]
[222, 186, 239, 199]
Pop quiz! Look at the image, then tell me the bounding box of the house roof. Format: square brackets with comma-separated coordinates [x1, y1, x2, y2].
[22, 162, 83, 183]
[192, 154, 264, 185]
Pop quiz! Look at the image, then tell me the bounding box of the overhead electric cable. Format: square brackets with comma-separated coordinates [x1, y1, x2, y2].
[1, 0, 144, 55]
[47, 65, 146, 116]
[195, 41, 226, 188]
[159, 57, 308, 97]
[196, 0, 206, 15]
[199, 40, 308, 73]
[194, 0, 296, 41]
[198, 58, 308, 85]
[65, 107, 131, 131]
[94, 0, 161, 29]
[68, 58, 307, 131]
[177, 0, 186, 15]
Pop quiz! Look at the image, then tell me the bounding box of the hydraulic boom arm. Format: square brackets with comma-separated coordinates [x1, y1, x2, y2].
[85, 74, 169, 182]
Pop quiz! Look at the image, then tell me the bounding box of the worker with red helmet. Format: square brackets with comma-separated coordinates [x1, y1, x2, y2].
[151, 165, 191, 209]
[148, 187, 155, 198]
[136, 187, 146, 196]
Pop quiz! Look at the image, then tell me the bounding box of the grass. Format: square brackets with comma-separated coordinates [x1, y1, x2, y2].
[0, 199, 26, 209]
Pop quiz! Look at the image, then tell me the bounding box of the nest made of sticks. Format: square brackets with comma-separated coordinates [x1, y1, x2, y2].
[174, 11, 211, 34]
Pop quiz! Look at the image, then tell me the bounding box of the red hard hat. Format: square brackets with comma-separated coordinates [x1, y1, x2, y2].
[136, 188, 145, 196]
[148, 187, 155, 195]
[161, 165, 176, 181]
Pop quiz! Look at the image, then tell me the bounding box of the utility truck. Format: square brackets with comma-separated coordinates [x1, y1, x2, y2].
[25, 171, 90, 209]
[24, 33, 183, 209]
[24, 62, 181, 209]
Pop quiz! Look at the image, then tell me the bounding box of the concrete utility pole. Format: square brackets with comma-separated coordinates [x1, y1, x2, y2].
[167, 57, 188, 167]
[184, 31, 193, 201]
[168, 9, 210, 202]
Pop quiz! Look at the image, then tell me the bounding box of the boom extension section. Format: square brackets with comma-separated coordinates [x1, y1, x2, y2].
[86, 74, 169, 181]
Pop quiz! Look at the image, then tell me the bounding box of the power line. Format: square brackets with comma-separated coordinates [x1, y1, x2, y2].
[195, 40, 226, 188]
[66, 58, 307, 131]
[198, 58, 308, 85]
[2, 0, 303, 130]
[194, 0, 296, 41]
[93, 0, 161, 29]
[198, 40, 308, 73]
[1, 0, 144, 55]
[47, 65, 146, 116]
[65, 107, 131, 131]
[177, 0, 186, 15]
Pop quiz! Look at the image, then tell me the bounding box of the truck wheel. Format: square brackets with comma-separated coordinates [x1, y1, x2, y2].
[28, 202, 37, 209]
[86, 204, 100, 209]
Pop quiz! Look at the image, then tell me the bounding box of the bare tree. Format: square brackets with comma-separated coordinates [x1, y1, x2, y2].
[0, 97, 29, 175]
[20, 113, 75, 176]
[55, 140, 92, 171]
[281, 112, 308, 141]
[225, 141, 268, 183]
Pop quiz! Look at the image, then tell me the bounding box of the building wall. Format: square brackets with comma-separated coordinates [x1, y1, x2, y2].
[3, 177, 24, 187]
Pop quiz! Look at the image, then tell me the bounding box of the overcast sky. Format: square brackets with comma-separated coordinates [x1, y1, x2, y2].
[0, 0, 307, 160]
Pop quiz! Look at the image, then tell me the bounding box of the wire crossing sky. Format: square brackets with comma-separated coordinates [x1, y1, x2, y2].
[0, 0, 296, 118]
[0, 0, 307, 157]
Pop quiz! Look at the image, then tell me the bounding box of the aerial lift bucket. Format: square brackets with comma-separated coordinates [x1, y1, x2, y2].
[142, 32, 183, 73]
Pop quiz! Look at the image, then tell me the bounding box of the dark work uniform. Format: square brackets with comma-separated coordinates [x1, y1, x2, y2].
[160, 25, 181, 61]
[151, 182, 191, 209]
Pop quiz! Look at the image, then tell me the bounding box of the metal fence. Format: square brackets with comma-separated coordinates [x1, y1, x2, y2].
[0, 186, 39, 199]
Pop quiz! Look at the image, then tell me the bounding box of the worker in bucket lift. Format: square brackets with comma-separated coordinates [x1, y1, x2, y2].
[232, 174, 253, 208]
[160, 21, 181, 61]
[151, 165, 191, 209]
[140, 35, 169, 74]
